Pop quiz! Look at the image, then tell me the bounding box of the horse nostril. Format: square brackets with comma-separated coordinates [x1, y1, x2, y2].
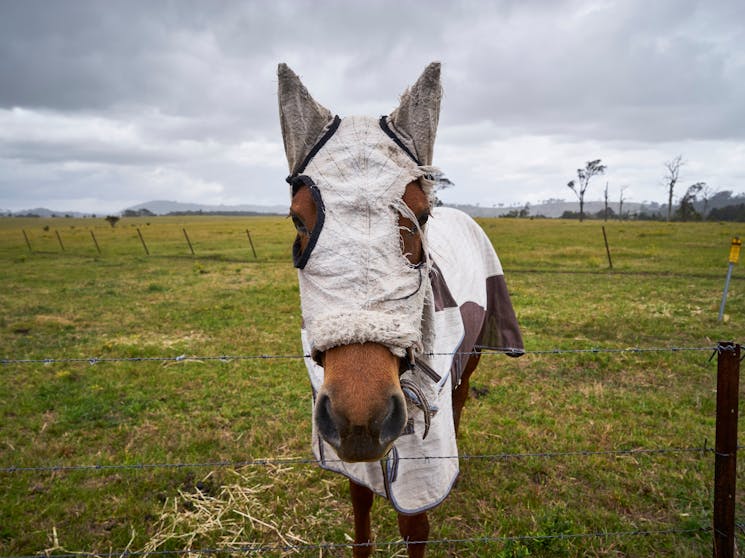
[379, 393, 407, 447]
[314, 393, 341, 449]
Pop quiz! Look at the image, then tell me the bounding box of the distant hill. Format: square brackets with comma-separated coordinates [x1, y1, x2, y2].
[2, 201, 286, 218]
[1, 200, 657, 219]
[447, 200, 658, 219]
[4, 207, 88, 218]
[9, 191, 742, 220]
[125, 200, 287, 216]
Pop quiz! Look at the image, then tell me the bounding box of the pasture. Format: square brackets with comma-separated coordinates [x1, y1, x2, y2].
[0, 214, 743, 556]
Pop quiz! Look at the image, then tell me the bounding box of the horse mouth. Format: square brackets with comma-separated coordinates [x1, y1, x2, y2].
[334, 435, 395, 463]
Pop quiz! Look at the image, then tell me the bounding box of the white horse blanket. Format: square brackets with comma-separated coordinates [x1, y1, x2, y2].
[302, 206, 523, 515]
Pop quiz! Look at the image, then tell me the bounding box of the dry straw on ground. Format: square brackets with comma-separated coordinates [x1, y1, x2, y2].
[143, 468, 311, 555]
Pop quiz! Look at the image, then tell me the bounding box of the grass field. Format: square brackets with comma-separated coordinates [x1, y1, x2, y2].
[0, 214, 743, 557]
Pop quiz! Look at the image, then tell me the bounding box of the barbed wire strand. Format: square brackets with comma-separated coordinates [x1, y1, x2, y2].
[2, 344, 738, 366]
[0, 444, 714, 474]
[4, 526, 712, 558]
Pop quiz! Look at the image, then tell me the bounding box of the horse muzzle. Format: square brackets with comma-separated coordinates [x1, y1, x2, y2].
[314, 387, 408, 462]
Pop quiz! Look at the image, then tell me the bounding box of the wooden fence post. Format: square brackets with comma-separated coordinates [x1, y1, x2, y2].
[136, 228, 150, 256]
[713, 341, 740, 558]
[183, 228, 195, 256]
[55, 230, 65, 252]
[602, 225, 613, 270]
[22, 229, 33, 253]
[90, 230, 101, 254]
[246, 229, 257, 259]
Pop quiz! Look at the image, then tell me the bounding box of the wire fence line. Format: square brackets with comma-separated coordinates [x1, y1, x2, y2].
[1, 343, 737, 366]
[0, 344, 733, 475]
[0, 444, 715, 475]
[2, 344, 739, 557]
[8, 526, 713, 558]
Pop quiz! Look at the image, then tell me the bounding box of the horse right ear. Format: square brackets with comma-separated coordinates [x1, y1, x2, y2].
[278, 63, 334, 175]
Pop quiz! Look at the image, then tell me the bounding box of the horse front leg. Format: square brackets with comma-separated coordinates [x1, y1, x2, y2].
[349, 479, 374, 557]
[398, 512, 430, 557]
[452, 353, 481, 436]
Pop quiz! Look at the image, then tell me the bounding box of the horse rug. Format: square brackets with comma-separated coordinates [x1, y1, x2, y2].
[302, 206, 523, 515]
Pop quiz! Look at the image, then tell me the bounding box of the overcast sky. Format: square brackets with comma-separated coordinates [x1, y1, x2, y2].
[1, 0, 743, 214]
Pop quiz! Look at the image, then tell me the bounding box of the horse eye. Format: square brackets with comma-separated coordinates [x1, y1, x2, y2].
[291, 214, 308, 234]
[417, 212, 430, 227]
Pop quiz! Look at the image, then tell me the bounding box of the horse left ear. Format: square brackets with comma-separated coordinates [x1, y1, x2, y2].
[387, 62, 442, 166]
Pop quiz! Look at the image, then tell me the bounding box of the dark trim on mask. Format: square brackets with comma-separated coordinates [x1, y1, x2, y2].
[387, 265, 424, 301]
[285, 117, 338, 269]
[379, 115, 421, 165]
[290, 175, 325, 269]
[286, 115, 341, 183]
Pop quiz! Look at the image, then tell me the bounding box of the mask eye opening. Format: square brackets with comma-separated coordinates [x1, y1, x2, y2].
[396, 204, 429, 268]
[290, 176, 325, 269]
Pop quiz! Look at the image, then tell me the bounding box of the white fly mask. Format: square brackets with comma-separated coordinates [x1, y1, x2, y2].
[279, 63, 443, 360]
[293, 117, 434, 359]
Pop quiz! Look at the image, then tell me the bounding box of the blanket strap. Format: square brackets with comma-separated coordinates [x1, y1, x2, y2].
[399, 378, 436, 440]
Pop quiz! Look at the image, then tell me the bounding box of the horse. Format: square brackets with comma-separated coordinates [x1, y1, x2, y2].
[277, 61, 523, 557]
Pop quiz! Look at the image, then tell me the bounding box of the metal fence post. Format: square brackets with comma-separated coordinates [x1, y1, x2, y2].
[718, 237, 741, 322]
[713, 341, 740, 558]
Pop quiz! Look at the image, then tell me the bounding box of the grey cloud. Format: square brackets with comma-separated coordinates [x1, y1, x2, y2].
[1, 0, 743, 212]
[443, 0, 745, 141]
[0, 1, 281, 136]
[5, 0, 741, 142]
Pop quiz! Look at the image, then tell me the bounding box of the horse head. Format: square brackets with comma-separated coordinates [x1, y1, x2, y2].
[278, 62, 442, 462]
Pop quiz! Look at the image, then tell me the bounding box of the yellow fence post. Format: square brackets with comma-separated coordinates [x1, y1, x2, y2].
[718, 237, 741, 322]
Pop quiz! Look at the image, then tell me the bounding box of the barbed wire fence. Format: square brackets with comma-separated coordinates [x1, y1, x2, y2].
[1, 343, 741, 557]
[0, 444, 719, 475]
[4, 205, 742, 556]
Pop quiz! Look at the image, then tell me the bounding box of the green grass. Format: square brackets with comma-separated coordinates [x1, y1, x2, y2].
[0, 215, 743, 556]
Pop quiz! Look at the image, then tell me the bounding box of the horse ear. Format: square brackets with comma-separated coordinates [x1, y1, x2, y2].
[278, 63, 334, 175]
[387, 62, 442, 166]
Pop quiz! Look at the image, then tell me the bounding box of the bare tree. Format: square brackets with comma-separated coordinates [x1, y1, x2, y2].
[663, 155, 684, 221]
[618, 185, 628, 220]
[699, 183, 716, 218]
[567, 159, 606, 222]
[603, 181, 610, 221]
[430, 170, 454, 207]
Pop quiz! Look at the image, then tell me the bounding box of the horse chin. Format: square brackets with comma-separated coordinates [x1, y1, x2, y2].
[334, 438, 396, 463]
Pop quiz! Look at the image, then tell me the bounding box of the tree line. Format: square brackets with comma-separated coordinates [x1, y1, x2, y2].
[563, 156, 745, 222]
